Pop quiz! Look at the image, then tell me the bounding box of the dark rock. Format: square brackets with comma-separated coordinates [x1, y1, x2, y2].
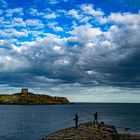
[42, 121, 118, 140]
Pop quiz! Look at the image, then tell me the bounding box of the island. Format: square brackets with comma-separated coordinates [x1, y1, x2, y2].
[0, 88, 70, 105]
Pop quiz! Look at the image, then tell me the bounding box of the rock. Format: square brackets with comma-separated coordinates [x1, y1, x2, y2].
[42, 121, 118, 140]
[124, 128, 130, 131]
[42, 121, 140, 140]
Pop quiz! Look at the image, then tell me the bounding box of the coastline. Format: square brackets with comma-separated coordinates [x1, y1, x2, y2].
[0, 103, 71, 105]
[0, 90, 70, 105]
[42, 121, 140, 140]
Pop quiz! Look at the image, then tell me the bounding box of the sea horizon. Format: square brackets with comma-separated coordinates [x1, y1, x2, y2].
[0, 0, 140, 139]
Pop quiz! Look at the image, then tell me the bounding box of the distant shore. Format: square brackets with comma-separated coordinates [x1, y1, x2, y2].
[0, 89, 70, 105]
[42, 121, 140, 140]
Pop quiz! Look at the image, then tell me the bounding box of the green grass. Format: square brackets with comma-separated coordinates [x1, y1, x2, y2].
[0, 92, 70, 104]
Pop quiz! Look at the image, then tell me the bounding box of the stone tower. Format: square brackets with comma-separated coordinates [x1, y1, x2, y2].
[21, 88, 28, 94]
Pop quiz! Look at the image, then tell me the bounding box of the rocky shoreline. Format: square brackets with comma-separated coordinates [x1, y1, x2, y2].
[42, 121, 140, 140]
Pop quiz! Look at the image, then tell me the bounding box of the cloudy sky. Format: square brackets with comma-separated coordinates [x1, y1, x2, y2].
[0, 0, 140, 102]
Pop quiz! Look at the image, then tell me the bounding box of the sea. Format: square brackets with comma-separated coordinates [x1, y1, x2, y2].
[0, 103, 140, 140]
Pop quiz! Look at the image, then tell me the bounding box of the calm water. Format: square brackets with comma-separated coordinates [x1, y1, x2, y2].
[0, 103, 140, 140]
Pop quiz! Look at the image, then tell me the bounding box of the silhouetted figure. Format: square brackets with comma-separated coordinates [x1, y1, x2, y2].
[93, 112, 98, 126]
[94, 112, 98, 121]
[74, 114, 78, 129]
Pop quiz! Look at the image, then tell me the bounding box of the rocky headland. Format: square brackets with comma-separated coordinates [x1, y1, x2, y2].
[0, 88, 70, 105]
[42, 121, 140, 140]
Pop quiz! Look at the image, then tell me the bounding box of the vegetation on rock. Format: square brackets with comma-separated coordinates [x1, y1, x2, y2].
[0, 90, 70, 105]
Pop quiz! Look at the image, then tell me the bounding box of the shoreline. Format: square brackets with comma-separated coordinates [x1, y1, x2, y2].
[0, 102, 70, 105]
[42, 121, 140, 140]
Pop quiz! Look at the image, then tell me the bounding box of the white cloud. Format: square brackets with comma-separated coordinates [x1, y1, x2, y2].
[80, 16, 91, 23]
[5, 8, 24, 17]
[86, 70, 97, 75]
[0, 3, 140, 92]
[48, 0, 69, 4]
[25, 19, 44, 29]
[0, 55, 29, 72]
[70, 24, 102, 43]
[48, 0, 60, 4]
[28, 8, 44, 16]
[47, 22, 63, 31]
[0, 40, 13, 48]
[99, 12, 140, 24]
[68, 9, 81, 20]
[13, 29, 28, 38]
[0, 30, 10, 38]
[54, 26, 63, 31]
[12, 18, 26, 27]
[34, 76, 62, 83]
[53, 45, 62, 52]
[44, 12, 57, 19]
[52, 45, 64, 55]
[81, 4, 104, 17]
[0, 28, 28, 38]
[53, 58, 70, 66]
[64, 4, 104, 24]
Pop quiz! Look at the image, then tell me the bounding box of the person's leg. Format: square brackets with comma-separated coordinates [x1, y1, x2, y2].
[76, 121, 78, 129]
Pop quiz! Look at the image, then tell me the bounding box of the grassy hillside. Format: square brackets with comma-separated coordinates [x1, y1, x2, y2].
[0, 92, 70, 105]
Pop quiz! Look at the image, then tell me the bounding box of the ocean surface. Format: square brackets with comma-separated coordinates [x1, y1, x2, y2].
[0, 103, 140, 140]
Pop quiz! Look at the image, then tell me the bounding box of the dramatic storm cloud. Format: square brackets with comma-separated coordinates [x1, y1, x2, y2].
[0, 0, 140, 102]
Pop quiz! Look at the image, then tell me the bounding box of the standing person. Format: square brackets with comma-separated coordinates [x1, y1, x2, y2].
[74, 114, 78, 129]
[93, 112, 98, 126]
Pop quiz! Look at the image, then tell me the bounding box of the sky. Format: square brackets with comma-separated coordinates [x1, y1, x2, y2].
[0, 0, 140, 102]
